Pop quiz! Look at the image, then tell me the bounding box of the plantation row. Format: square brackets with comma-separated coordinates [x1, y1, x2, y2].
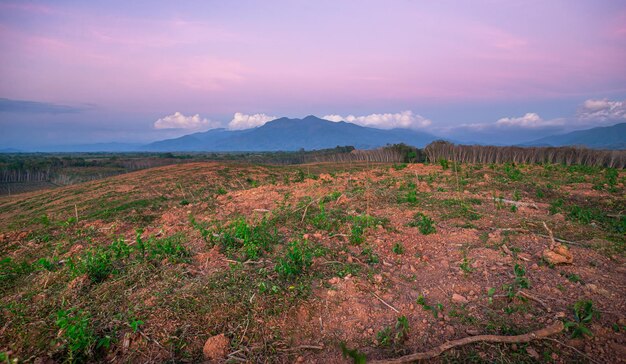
[424, 141, 626, 169]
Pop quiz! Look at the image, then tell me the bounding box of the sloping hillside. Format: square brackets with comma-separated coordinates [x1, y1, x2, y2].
[1, 162, 625, 363]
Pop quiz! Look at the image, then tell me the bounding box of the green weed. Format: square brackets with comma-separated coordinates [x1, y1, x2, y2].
[407, 213, 436, 235]
[416, 294, 443, 318]
[392, 243, 404, 255]
[55, 308, 105, 362]
[340, 342, 366, 364]
[275, 240, 313, 278]
[565, 300, 597, 339]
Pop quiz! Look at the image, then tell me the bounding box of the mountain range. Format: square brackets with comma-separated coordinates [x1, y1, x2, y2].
[521, 122, 626, 150]
[4, 117, 625, 152]
[144, 115, 439, 151]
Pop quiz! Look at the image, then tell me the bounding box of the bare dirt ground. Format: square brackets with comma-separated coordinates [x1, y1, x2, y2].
[0, 161, 624, 363]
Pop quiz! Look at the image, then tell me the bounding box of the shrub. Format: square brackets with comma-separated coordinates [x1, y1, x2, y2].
[416, 294, 443, 318]
[81, 249, 114, 283]
[392, 243, 404, 255]
[218, 218, 277, 260]
[565, 300, 597, 338]
[55, 308, 100, 362]
[407, 213, 436, 235]
[439, 159, 449, 170]
[148, 235, 190, 263]
[275, 240, 313, 278]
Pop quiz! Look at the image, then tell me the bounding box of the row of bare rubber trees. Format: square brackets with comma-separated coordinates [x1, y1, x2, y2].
[423, 141, 626, 169]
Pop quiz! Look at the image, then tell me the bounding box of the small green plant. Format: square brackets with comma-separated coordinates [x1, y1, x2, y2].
[561, 271, 583, 284]
[416, 294, 443, 318]
[179, 199, 190, 206]
[514, 264, 529, 289]
[377, 326, 392, 347]
[393, 163, 408, 171]
[218, 218, 277, 260]
[350, 224, 365, 245]
[397, 182, 419, 204]
[148, 235, 190, 263]
[510, 205, 517, 213]
[348, 214, 385, 245]
[535, 188, 545, 199]
[36, 257, 56, 272]
[128, 317, 144, 333]
[80, 249, 114, 283]
[439, 159, 449, 170]
[564, 300, 597, 338]
[340, 342, 366, 364]
[548, 198, 564, 215]
[407, 213, 436, 235]
[392, 243, 404, 255]
[487, 287, 496, 304]
[275, 240, 313, 278]
[479, 231, 489, 244]
[459, 255, 473, 275]
[375, 318, 411, 347]
[512, 190, 521, 201]
[395, 315, 409, 342]
[361, 245, 379, 264]
[111, 238, 132, 259]
[503, 264, 530, 299]
[55, 308, 100, 362]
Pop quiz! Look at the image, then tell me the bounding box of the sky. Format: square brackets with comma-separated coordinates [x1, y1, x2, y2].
[1, 0, 625, 149]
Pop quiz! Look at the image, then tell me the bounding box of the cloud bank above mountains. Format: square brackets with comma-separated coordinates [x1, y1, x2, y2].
[152, 99, 625, 136]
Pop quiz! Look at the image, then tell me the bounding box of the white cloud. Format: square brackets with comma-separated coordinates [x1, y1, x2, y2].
[154, 112, 220, 130]
[577, 99, 626, 121]
[227, 112, 276, 130]
[495, 112, 564, 128]
[322, 110, 432, 130]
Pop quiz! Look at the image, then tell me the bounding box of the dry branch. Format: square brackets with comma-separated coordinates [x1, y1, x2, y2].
[370, 321, 564, 363]
[542, 222, 556, 248]
[371, 292, 400, 313]
[517, 290, 551, 312]
[535, 234, 586, 247]
[495, 198, 538, 210]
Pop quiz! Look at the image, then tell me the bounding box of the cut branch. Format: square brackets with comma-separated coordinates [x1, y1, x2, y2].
[371, 292, 400, 313]
[370, 321, 564, 363]
[495, 198, 538, 210]
[535, 234, 586, 247]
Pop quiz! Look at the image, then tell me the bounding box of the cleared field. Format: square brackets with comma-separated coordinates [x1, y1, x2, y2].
[0, 161, 624, 363]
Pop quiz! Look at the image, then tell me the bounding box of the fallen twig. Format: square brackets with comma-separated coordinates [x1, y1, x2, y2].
[371, 292, 400, 313]
[222, 258, 271, 265]
[517, 290, 551, 312]
[301, 199, 317, 223]
[494, 198, 538, 210]
[278, 344, 324, 352]
[544, 338, 603, 364]
[138, 330, 166, 351]
[542, 222, 556, 249]
[535, 234, 586, 247]
[370, 321, 564, 363]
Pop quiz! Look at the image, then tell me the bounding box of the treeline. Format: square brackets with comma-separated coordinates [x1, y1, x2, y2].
[0, 154, 187, 183]
[302, 144, 424, 164]
[424, 141, 626, 169]
[1, 143, 623, 185]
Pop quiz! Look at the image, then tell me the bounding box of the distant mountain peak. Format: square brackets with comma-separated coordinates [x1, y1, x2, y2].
[521, 122, 626, 150]
[143, 115, 439, 152]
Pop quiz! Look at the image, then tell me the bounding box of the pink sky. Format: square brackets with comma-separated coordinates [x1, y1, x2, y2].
[1, 0, 625, 146]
